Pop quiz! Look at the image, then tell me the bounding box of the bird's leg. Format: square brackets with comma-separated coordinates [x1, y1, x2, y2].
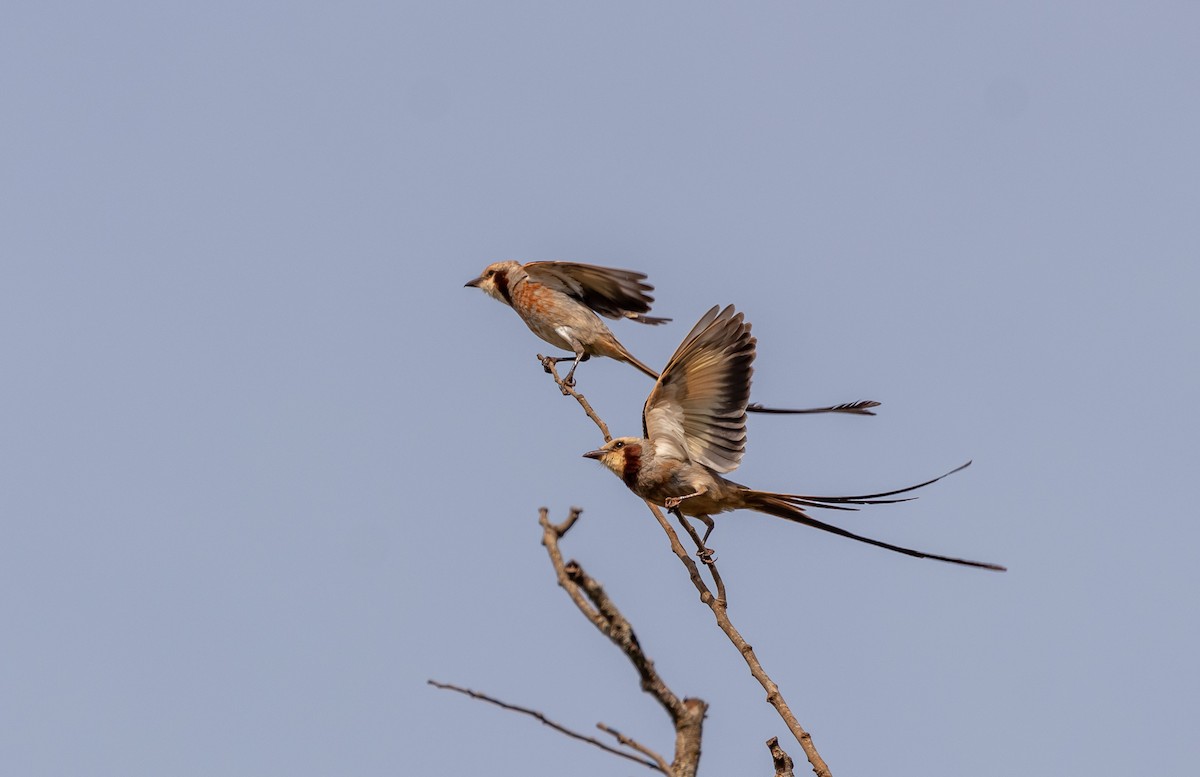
[666, 495, 717, 564]
[561, 348, 589, 388]
[696, 515, 717, 565]
[672, 508, 718, 565]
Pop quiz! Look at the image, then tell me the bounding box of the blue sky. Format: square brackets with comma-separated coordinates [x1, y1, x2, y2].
[2, 3, 1197, 775]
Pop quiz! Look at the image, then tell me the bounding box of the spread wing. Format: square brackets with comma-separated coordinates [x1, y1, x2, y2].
[641, 305, 754, 473]
[524, 262, 670, 324]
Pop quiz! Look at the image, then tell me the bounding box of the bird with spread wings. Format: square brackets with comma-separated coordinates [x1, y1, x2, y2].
[584, 305, 1005, 572]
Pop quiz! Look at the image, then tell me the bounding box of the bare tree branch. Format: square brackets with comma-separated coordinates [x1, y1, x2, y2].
[545, 369, 833, 777]
[643, 500, 832, 777]
[540, 507, 706, 777]
[426, 679, 662, 772]
[541, 507, 686, 721]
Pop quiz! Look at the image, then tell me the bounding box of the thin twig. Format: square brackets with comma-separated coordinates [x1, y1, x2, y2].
[538, 354, 612, 441]
[598, 723, 673, 775]
[427, 680, 662, 772]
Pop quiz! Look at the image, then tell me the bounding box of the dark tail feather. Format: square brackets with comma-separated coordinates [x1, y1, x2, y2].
[747, 400, 880, 416]
[765, 461, 972, 511]
[745, 491, 1005, 572]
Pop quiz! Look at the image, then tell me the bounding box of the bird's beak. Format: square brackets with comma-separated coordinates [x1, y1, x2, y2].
[582, 448, 605, 460]
[464, 276, 483, 288]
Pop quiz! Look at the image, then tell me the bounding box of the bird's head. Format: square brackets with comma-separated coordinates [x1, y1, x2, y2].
[464, 260, 524, 306]
[582, 437, 645, 481]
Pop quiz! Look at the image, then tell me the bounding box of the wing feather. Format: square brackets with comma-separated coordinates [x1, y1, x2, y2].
[642, 305, 754, 473]
[524, 262, 670, 324]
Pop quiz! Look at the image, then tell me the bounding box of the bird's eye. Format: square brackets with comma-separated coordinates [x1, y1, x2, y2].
[613, 441, 624, 449]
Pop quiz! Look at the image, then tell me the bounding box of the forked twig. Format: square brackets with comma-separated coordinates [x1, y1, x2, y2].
[599, 723, 673, 775]
[427, 680, 662, 772]
[540, 507, 705, 777]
